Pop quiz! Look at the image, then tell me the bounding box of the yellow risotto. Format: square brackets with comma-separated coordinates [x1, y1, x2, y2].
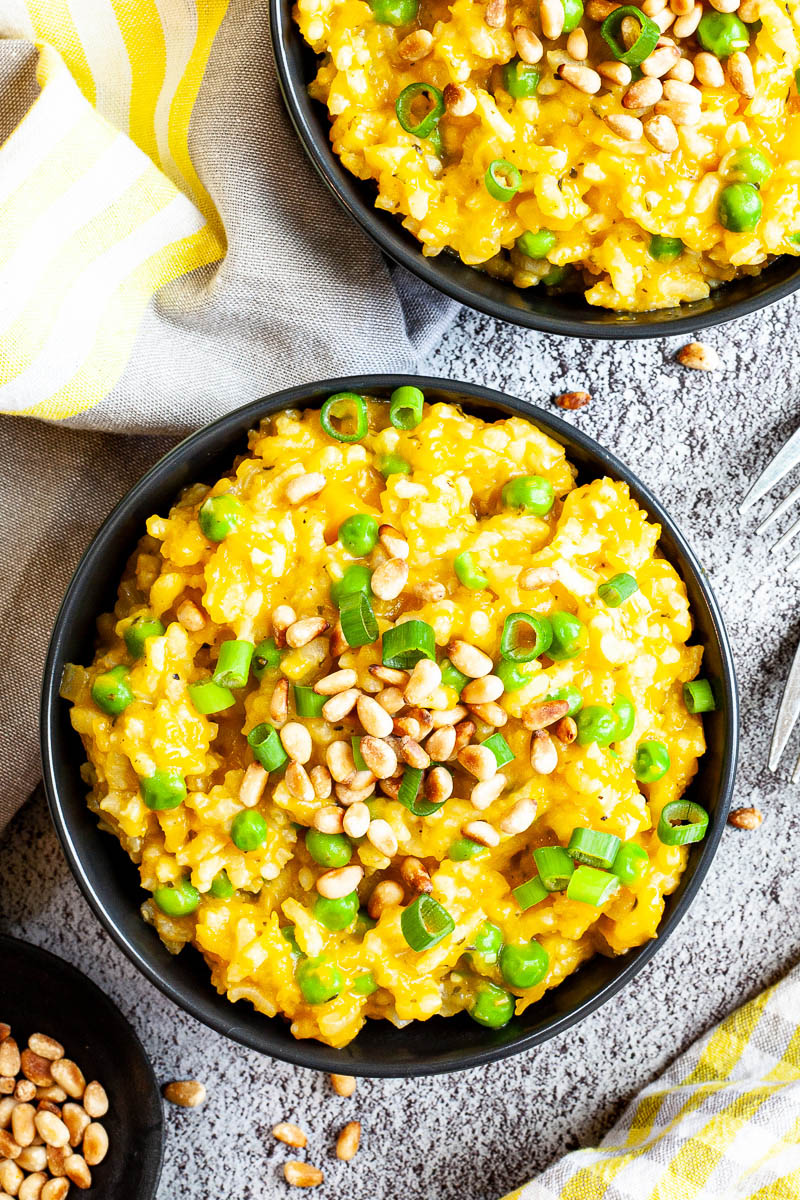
[294, 0, 800, 310]
[63, 391, 710, 1048]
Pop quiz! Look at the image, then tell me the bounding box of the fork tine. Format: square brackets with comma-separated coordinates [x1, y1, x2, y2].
[768, 637, 800, 772]
[756, 477, 800, 536]
[740, 424, 800, 514]
[772, 512, 800, 554]
[792, 749, 800, 785]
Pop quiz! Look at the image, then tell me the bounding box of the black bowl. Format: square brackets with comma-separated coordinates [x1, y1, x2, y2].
[0, 935, 163, 1198]
[268, 3, 800, 338]
[41, 375, 738, 1076]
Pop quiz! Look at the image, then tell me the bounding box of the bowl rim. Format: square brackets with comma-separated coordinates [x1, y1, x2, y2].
[41, 374, 739, 1076]
[268, 0, 800, 339]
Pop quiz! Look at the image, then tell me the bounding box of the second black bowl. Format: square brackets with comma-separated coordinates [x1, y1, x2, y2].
[41, 375, 738, 1076]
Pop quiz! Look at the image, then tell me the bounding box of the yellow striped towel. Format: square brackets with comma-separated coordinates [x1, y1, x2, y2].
[504, 967, 800, 1200]
[0, 0, 448, 428]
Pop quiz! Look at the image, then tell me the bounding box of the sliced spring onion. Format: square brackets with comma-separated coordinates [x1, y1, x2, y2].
[397, 766, 446, 816]
[600, 6, 660, 64]
[684, 679, 717, 714]
[389, 385, 424, 429]
[597, 573, 638, 607]
[339, 591, 378, 647]
[532, 846, 575, 891]
[401, 895, 455, 951]
[567, 865, 620, 906]
[247, 722, 288, 771]
[188, 679, 236, 715]
[213, 639, 255, 688]
[567, 827, 622, 869]
[485, 159, 521, 202]
[440, 657, 469, 695]
[612, 842, 649, 885]
[395, 82, 444, 138]
[481, 733, 514, 768]
[454, 551, 489, 590]
[513, 876, 549, 910]
[657, 799, 709, 845]
[320, 392, 368, 442]
[352, 736, 368, 771]
[448, 836, 488, 861]
[294, 685, 326, 717]
[500, 612, 553, 662]
[252, 637, 282, 679]
[382, 620, 435, 669]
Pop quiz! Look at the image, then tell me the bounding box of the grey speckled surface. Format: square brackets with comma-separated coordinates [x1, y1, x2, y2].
[4, 290, 800, 1199]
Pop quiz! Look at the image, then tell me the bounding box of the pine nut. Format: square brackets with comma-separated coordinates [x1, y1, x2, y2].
[470, 774, 507, 810]
[33, 1110, 69, 1148]
[63, 1154, 92, 1189]
[239, 763, 267, 808]
[405, 705, 436, 735]
[285, 617, 328, 649]
[540, 0, 565, 37]
[280, 722, 313, 764]
[654, 98, 700, 124]
[728, 50, 754, 96]
[322, 688, 360, 723]
[14, 1080, 35, 1103]
[273, 605, 296, 645]
[461, 675, 504, 704]
[313, 805, 345, 834]
[653, 6, 675, 28]
[310, 764, 333, 799]
[20, 1052, 51, 1088]
[467, 702, 507, 727]
[0, 1096, 14, 1125]
[597, 59, 632, 85]
[397, 28, 433, 59]
[367, 819, 398, 857]
[37, 1099, 61, 1117]
[60, 1104, 89, 1148]
[369, 664, 408, 687]
[668, 56, 695, 81]
[513, 24, 543, 62]
[336, 1121, 361, 1161]
[376, 525, 408, 560]
[314, 669, 357, 695]
[644, 112, 679, 151]
[343, 802, 371, 838]
[359, 736, 398, 779]
[462, 820, 500, 847]
[26, 1037, 63, 1064]
[336, 780, 376, 805]
[270, 677, 290, 724]
[0, 1076, 12, 1094]
[330, 1073, 356, 1097]
[555, 715, 578, 743]
[737, 0, 758, 17]
[404, 659, 442, 707]
[0, 1128, 21, 1158]
[693, 51, 724, 86]
[400, 856, 433, 893]
[399, 737, 430, 769]
[368, 879, 404, 918]
[42, 1181, 70, 1200]
[623, 76, 663, 107]
[453, 719, 476, 754]
[672, 2, 701, 34]
[728, 806, 763, 829]
[19, 1175, 47, 1200]
[677, 342, 721, 370]
[620, 13, 640, 43]
[176, 599, 205, 632]
[641, 44, 679, 76]
[458, 745, 497, 781]
[393, 716, 421, 740]
[316, 864, 364, 898]
[329, 621, 348, 658]
[376, 687, 406, 714]
[530, 729, 558, 774]
[670, 0, 694, 11]
[522, 700, 570, 730]
[425, 766, 453, 804]
[82, 1123, 108, 1166]
[286, 762, 315, 802]
[163, 1080, 206, 1107]
[566, 27, 588, 57]
[0, 1160, 23, 1192]
[428, 705, 467, 728]
[605, 113, 643, 140]
[586, 0, 619, 15]
[662, 78, 702, 102]
[37, 1088, 66, 1104]
[285, 473, 326, 505]
[284, 1161, 323, 1188]
[426, 726, 456, 761]
[46, 1145, 69, 1177]
[710, 0, 740, 9]
[447, 641, 493, 678]
[643, 0, 667, 13]
[557, 63, 601, 93]
[11, 1104, 35, 1147]
[371, 559, 408, 601]
[357, 695, 395, 738]
[500, 795, 537, 833]
[410, 580, 447, 602]
[273, 1122, 307, 1148]
[16, 1145, 47, 1173]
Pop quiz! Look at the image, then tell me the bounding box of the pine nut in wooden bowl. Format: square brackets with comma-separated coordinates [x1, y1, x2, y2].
[0, 937, 163, 1199]
[42, 375, 737, 1077]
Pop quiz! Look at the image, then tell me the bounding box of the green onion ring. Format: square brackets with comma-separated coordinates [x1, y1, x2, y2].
[400, 895, 455, 950]
[567, 827, 622, 870]
[247, 722, 289, 771]
[338, 591, 379, 647]
[320, 392, 368, 442]
[513, 876, 549, 910]
[293, 685, 327, 717]
[500, 612, 553, 662]
[600, 6, 660, 64]
[395, 82, 444, 138]
[382, 620, 436, 669]
[397, 766, 447, 816]
[485, 158, 522, 201]
[657, 799, 710, 845]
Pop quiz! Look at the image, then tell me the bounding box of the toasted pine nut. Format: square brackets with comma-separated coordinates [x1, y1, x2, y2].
[343, 802, 371, 838]
[376, 686, 406, 714]
[518, 565, 559, 589]
[737, 0, 758, 15]
[557, 63, 601, 93]
[20, 1051, 51, 1088]
[336, 780, 376, 806]
[470, 774, 507, 810]
[522, 699, 569, 730]
[34, 1110, 69, 1148]
[672, 2, 701, 34]
[19, 1175, 48, 1200]
[620, 13, 641, 43]
[357, 694, 395, 738]
[467, 702, 507, 727]
[272, 605, 296, 645]
[710, 0, 740, 9]
[314, 669, 358, 696]
[540, 0, 565, 37]
[643, 0, 667, 13]
[239, 762, 267, 808]
[371, 558, 409, 601]
[11, 1104, 35, 1147]
[329, 621, 348, 658]
[60, 1104, 89, 1149]
[398, 28, 433, 59]
[274, 1122, 308, 1148]
[0, 1096, 15, 1126]
[26, 1036, 63, 1063]
[37, 1099, 61, 1116]
[367, 819, 398, 857]
[399, 736, 430, 770]
[359, 736, 398, 779]
[313, 805, 345, 834]
[462, 820, 500, 847]
[42, 1180, 70, 1200]
[586, 0, 619, 15]
[322, 688, 360, 723]
[330, 1073, 356, 1097]
[566, 27, 588, 57]
[376, 525, 408, 561]
[500, 795, 537, 834]
[461, 675, 504, 704]
[458, 745, 497, 781]
[676, 342, 721, 370]
[654, 98, 700, 124]
[176, 599, 205, 632]
[280, 721, 313, 764]
[46, 1144, 69, 1176]
[270, 677, 290, 724]
[400, 856, 433, 893]
[284, 1161, 323, 1188]
[37, 1087, 66, 1103]
[410, 580, 447, 602]
[0, 1128, 21, 1158]
[605, 113, 643, 140]
[425, 765, 453, 804]
[653, 6, 675, 28]
[0, 1075, 13, 1094]
[447, 640, 493, 678]
[369, 664, 408, 687]
[393, 716, 421, 740]
[453, 719, 476, 754]
[693, 51, 725, 86]
[662, 78, 702, 102]
[670, 0, 694, 11]
[426, 725, 456, 761]
[513, 24, 543, 62]
[82, 1122, 108, 1166]
[728, 50, 754, 96]
[316, 864, 364, 899]
[0, 1158, 23, 1193]
[286, 617, 328, 649]
[406, 705, 436, 734]
[623, 76, 663, 107]
[163, 1080, 206, 1107]
[668, 56, 694, 81]
[404, 659, 442, 706]
[81, 1083, 108, 1122]
[644, 112, 679, 151]
[368, 879, 404, 918]
[428, 705, 467, 728]
[63, 1154, 92, 1190]
[530, 729, 558, 774]
[17, 1144, 47, 1173]
[286, 762, 315, 803]
[336, 1120, 362, 1161]
[641, 44, 679, 76]
[555, 715, 578, 744]
[14, 1080, 35, 1103]
[285, 473, 326, 505]
[310, 764, 333, 799]
[728, 806, 763, 830]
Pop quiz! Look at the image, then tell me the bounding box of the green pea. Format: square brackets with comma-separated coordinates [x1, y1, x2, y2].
[440, 657, 470, 695]
[470, 920, 504, 965]
[353, 972, 378, 996]
[576, 704, 619, 747]
[561, 0, 584, 31]
[469, 981, 515, 1028]
[448, 837, 488, 861]
[499, 941, 549, 989]
[199, 494, 244, 542]
[371, 0, 417, 22]
[719, 182, 762, 232]
[612, 842, 649, 886]
[546, 685, 583, 715]
[140, 769, 186, 811]
[517, 229, 557, 258]
[496, 659, 535, 693]
[729, 145, 772, 188]
[354, 910, 377, 938]
[502, 475, 555, 516]
[91, 665, 133, 716]
[124, 617, 165, 659]
[634, 739, 670, 782]
[502, 59, 541, 98]
[379, 453, 412, 477]
[252, 637, 282, 680]
[612, 696, 636, 741]
[542, 264, 570, 286]
[696, 10, 749, 56]
[649, 234, 683, 262]
[549, 612, 587, 661]
[296, 955, 344, 1004]
[209, 871, 234, 898]
[231, 810, 268, 851]
[454, 551, 489, 590]
[305, 830, 352, 868]
[313, 892, 360, 931]
[339, 513, 379, 557]
[153, 879, 200, 916]
[330, 563, 373, 607]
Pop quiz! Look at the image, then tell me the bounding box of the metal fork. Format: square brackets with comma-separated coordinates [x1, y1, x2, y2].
[740, 424, 800, 778]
